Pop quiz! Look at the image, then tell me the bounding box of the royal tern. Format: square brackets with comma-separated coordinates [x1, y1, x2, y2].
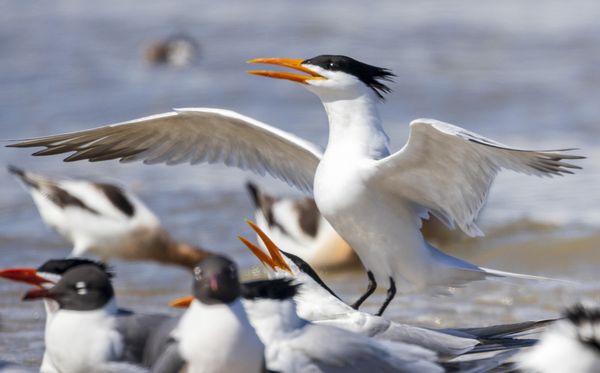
[240, 220, 551, 358]
[8, 166, 211, 267]
[0, 259, 173, 373]
[8, 55, 584, 315]
[153, 255, 265, 373]
[517, 304, 600, 373]
[242, 279, 444, 373]
[246, 181, 357, 269]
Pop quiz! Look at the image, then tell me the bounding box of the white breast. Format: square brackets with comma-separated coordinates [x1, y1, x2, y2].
[45, 303, 123, 373]
[175, 300, 264, 373]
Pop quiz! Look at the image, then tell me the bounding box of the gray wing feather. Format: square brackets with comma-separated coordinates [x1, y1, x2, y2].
[282, 324, 442, 373]
[115, 313, 173, 365]
[8, 109, 322, 193]
[149, 343, 185, 373]
[374, 119, 584, 236]
[446, 319, 556, 339]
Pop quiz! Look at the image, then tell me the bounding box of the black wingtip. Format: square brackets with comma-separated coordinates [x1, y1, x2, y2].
[7, 164, 24, 176]
[245, 181, 260, 208]
[241, 278, 299, 301]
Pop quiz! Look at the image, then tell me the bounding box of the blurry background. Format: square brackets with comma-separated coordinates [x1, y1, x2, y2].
[1, 0, 599, 366]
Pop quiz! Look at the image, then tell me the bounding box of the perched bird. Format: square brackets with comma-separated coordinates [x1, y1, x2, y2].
[246, 181, 358, 270]
[152, 255, 265, 373]
[7, 55, 584, 315]
[242, 279, 444, 373]
[1, 259, 173, 373]
[517, 304, 600, 373]
[239, 220, 551, 359]
[8, 166, 211, 267]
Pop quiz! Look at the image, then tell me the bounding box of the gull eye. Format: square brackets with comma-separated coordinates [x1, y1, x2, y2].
[75, 281, 88, 295]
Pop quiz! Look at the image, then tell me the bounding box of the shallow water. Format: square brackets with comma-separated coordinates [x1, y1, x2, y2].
[1, 0, 600, 367]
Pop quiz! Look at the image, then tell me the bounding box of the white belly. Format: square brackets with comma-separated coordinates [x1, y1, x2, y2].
[314, 157, 434, 290]
[46, 309, 122, 373]
[176, 300, 264, 373]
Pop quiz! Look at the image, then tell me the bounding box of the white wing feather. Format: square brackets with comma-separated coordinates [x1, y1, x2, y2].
[9, 108, 323, 193]
[373, 119, 584, 236]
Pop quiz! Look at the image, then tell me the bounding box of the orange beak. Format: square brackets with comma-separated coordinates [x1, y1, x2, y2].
[169, 295, 193, 308]
[0, 268, 50, 287]
[239, 219, 293, 274]
[247, 58, 325, 84]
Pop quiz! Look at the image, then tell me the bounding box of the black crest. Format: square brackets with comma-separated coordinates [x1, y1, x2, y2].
[565, 304, 600, 352]
[565, 304, 600, 325]
[302, 55, 395, 100]
[38, 258, 113, 278]
[241, 278, 299, 301]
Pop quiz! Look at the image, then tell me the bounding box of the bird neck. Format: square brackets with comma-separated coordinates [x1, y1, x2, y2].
[165, 240, 211, 269]
[320, 92, 390, 160]
[135, 229, 211, 268]
[246, 299, 305, 342]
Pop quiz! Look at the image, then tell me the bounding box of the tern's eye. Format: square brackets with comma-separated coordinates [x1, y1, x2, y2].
[193, 267, 203, 280]
[328, 61, 338, 69]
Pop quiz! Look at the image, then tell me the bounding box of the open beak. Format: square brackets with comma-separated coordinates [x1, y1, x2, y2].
[247, 58, 325, 84]
[238, 236, 276, 270]
[169, 295, 193, 308]
[22, 287, 52, 301]
[0, 268, 50, 287]
[242, 220, 293, 274]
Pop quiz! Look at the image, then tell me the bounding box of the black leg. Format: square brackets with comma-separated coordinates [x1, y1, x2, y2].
[351, 270, 377, 310]
[376, 277, 396, 316]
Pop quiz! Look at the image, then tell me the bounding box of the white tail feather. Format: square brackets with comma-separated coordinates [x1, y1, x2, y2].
[480, 266, 577, 285]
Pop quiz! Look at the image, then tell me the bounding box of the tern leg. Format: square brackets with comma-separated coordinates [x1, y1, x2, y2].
[376, 277, 396, 316]
[351, 270, 377, 310]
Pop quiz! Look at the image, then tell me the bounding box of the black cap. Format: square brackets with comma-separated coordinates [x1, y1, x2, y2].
[302, 55, 395, 99]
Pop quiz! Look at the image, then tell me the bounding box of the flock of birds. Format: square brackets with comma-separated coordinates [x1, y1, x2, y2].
[1, 55, 598, 372]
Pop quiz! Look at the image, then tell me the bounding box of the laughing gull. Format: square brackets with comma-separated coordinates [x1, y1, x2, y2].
[1, 259, 174, 372]
[152, 255, 265, 373]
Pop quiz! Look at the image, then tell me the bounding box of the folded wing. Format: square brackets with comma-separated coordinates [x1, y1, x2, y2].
[8, 108, 323, 193]
[373, 119, 584, 236]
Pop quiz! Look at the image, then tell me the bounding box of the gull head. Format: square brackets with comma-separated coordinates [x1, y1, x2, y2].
[191, 255, 241, 305]
[22, 264, 115, 311]
[248, 55, 395, 101]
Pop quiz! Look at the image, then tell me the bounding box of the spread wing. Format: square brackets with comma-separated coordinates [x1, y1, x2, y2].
[8, 108, 323, 193]
[373, 119, 584, 236]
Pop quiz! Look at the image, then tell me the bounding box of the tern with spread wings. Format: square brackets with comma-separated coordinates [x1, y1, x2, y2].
[8, 55, 584, 315]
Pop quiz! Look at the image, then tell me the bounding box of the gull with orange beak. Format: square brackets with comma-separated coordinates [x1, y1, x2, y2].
[8, 55, 583, 316]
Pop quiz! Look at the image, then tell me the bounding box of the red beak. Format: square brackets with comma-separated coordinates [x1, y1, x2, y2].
[0, 268, 50, 287]
[22, 287, 53, 301]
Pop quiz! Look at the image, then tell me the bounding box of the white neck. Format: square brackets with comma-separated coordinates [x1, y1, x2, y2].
[244, 299, 305, 344]
[319, 91, 390, 160]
